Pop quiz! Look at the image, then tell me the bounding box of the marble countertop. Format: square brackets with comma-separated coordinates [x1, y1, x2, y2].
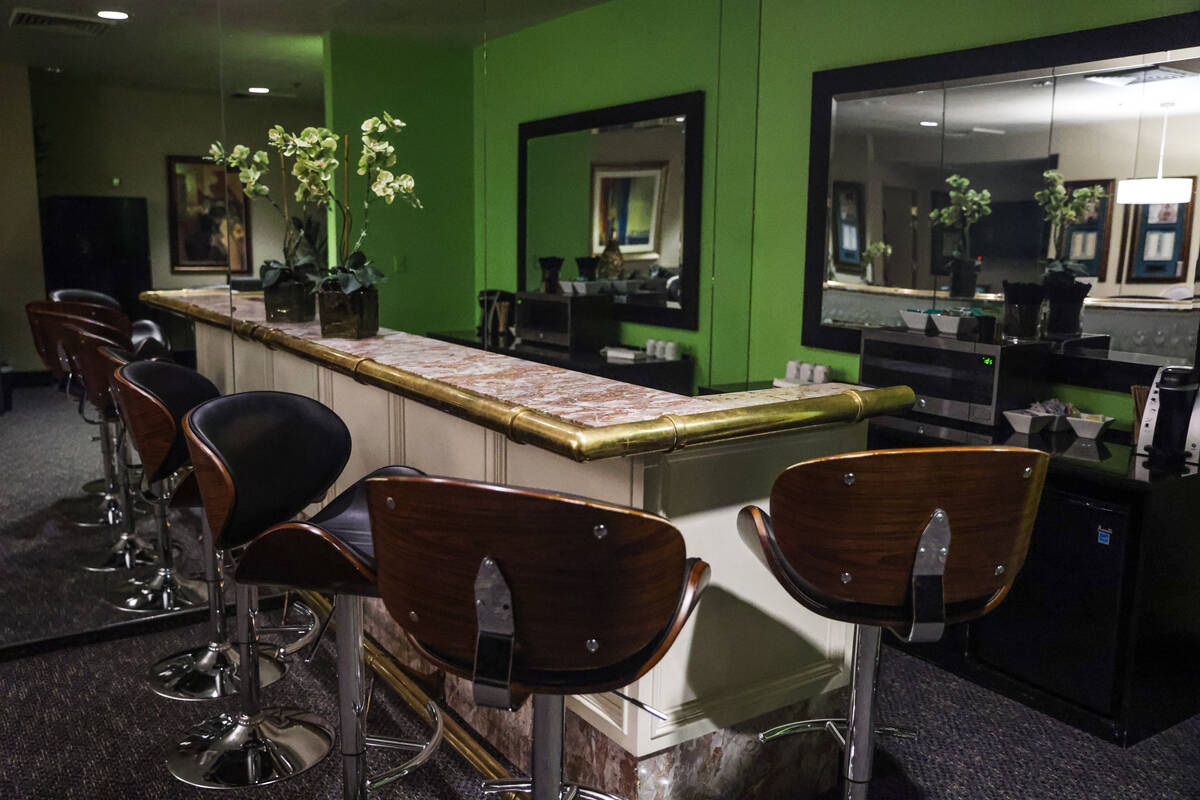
[144, 289, 913, 460]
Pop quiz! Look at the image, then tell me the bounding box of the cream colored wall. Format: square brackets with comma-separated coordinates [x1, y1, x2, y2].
[0, 64, 46, 371]
[30, 74, 322, 291]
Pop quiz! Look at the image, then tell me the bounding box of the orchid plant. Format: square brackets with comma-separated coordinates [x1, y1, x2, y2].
[209, 111, 420, 295]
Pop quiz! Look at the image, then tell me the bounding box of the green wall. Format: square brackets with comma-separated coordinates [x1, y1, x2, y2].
[473, 0, 762, 388]
[324, 32, 475, 335]
[525, 130, 592, 287]
[323, 0, 1197, 409]
[471, 0, 1196, 413]
[748, 0, 1199, 428]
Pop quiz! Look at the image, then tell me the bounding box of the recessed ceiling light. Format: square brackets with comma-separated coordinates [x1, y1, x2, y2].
[919, 120, 938, 127]
[674, 116, 685, 123]
[247, 87, 270, 94]
[45, 66, 64, 74]
[96, 10, 129, 20]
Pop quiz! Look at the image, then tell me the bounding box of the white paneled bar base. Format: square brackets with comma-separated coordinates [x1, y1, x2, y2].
[154, 289, 913, 760]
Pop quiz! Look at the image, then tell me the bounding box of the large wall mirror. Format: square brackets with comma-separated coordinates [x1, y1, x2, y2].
[518, 91, 704, 329]
[804, 12, 1200, 377]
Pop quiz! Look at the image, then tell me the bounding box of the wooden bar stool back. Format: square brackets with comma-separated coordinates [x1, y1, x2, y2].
[739, 446, 1048, 800]
[367, 475, 710, 800]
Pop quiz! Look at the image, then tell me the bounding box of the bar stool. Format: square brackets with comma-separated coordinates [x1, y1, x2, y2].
[49, 287, 169, 351]
[168, 391, 349, 788]
[238, 453, 444, 799]
[366, 475, 711, 800]
[107, 360, 216, 614]
[737, 446, 1049, 800]
[27, 304, 136, 531]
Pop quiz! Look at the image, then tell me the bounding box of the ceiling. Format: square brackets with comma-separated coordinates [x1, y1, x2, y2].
[1, 0, 606, 102]
[836, 54, 1200, 144]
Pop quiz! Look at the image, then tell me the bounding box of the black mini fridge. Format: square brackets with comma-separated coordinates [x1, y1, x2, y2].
[970, 487, 1132, 715]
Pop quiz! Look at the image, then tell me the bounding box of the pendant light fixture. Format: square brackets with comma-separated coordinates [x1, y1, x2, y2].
[1116, 101, 1193, 204]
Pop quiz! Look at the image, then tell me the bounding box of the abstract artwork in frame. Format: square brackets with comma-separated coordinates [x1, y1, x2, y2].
[167, 155, 252, 274]
[591, 162, 667, 259]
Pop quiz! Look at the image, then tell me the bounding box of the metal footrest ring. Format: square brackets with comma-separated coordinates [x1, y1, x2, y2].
[364, 700, 446, 791]
[759, 717, 917, 744]
[481, 778, 625, 800]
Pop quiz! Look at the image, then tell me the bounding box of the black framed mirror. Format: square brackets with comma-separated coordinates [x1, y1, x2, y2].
[802, 11, 1200, 378]
[518, 91, 704, 329]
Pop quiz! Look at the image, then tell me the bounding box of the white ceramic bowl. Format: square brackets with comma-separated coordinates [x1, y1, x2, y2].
[1004, 409, 1052, 434]
[900, 310, 930, 330]
[1067, 415, 1114, 439]
[932, 314, 979, 336]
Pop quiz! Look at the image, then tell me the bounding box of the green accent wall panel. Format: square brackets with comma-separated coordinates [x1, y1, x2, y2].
[324, 31, 476, 335]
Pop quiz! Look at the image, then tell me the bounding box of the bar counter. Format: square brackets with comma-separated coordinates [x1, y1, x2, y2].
[142, 289, 913, 461]
[142, 287, 913, 792]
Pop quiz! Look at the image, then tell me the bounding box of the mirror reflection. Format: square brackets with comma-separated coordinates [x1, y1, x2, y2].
[822, 51, 1200, 364]
[519, 92, 703, 329]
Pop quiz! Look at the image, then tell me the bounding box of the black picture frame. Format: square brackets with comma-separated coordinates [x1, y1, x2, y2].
[1059, 179, 1115, 279]
[831, 181, 864, 270]
[518, 91, 704, 330]
[802, 10, 1200, 355]
[1122, 194, 1195, 283]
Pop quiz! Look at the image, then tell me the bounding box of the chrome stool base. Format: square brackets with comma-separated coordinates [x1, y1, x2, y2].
[482, 779, 624, 800]
[83, 533, 157, 572]
[106, 568, 206, 613]
[148, 642, 285, 701]
[166, 709, 334, 789]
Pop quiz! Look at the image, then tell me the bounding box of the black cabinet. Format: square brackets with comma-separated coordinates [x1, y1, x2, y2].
[870, 414, 1200, 745]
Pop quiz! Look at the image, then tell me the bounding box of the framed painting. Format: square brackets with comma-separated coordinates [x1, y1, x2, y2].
[832, 181, 864, 269]
[1121, 185, 1195, 283]
[591, 162, 668, 259]
[166, 155, 252, 274]
[1059, 178, 1115, 279]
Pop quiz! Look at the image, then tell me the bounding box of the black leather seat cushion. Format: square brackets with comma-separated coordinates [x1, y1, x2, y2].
[308, 465, 424, 570]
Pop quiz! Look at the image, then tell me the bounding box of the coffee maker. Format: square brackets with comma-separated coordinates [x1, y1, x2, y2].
[1136, 365, 1200, 474]
[478, 289, 515, 346]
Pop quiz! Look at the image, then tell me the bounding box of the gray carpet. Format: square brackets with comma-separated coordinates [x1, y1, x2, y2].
[863, 644, 1200, 799]
[0, 385, 212, 645]
[0, 620, 496, 799]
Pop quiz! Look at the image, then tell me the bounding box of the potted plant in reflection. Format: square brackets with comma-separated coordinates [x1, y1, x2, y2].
[862, 240, 892, 285]
[269, 115, 422, 338]
[929, 174, 992, 299]
[1034, 170, 1106, 337]
[206, 143, 325, 322]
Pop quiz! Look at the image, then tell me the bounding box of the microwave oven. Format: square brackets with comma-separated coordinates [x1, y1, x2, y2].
[860, 328, 1049, 426]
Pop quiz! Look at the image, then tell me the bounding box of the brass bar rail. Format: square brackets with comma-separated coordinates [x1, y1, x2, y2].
[144, 290, 915, 462]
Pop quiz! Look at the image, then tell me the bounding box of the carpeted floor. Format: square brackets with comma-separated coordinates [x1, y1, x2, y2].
[0, 620, 498, 799]
[0, 385, 213, 645]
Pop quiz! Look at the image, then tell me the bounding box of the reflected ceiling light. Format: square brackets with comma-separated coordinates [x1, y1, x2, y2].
[247, 87, 270, 94]
[96, 10, 128, 20]
[45, 66, 63, 74]
[1086, 65, 1192, 87]
[674, 115, 685, 123]
[1117, 102, 1193, 205]
[919, 120, 938, 127]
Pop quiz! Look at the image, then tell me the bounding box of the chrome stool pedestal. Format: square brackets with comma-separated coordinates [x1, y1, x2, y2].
[67, 417, 123, 530]
[335, 595, 444, 800]
[83, 419, 157, 572]
[148, 519, 284, 701]
[107, 480, 203, 613]
[167, 584, 333, 788]
[480, 695, 622, 800]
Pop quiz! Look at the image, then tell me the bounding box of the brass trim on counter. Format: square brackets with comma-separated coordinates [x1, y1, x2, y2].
[144, 290, 915, 462]
[299, 592, 513, 785]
